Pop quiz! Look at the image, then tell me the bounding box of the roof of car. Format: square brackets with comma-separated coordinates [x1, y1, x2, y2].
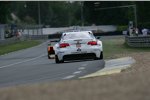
[62, 31, 92, 35]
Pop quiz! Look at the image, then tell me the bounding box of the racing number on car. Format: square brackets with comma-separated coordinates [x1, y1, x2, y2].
[76, 41, 81, 51]
[76, 41, 81, 48]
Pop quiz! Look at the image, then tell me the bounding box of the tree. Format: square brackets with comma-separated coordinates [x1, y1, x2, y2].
[0, 2, 11, 24]
[8, 1, 82, 27]
[135, 1, 150, 28]
[84, 1, 137, 25]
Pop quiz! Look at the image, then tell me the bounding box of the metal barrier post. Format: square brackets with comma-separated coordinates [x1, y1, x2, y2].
[0, 25, 5, 40]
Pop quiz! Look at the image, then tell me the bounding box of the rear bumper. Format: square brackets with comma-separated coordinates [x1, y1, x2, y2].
[63, 53, 96, 61]
[56, 47, 101, 61]
[55, 46, 102, 60]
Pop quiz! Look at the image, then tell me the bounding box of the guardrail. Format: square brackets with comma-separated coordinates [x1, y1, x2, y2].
[24, 35, 48, 40]
[94, 31, 122, 36]
[48, 31, 123, 39]
[0, 24, 6, 40]
[125, 35, 150, 47]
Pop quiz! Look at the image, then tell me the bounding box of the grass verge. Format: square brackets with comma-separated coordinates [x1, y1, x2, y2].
[0, 40, 41, 55]
[102, 37, 150, 59]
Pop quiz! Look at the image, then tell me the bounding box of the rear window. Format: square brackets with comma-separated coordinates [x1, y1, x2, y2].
[62, 32, 93, 40]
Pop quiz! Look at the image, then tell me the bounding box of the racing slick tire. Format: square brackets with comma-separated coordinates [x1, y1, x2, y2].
[95, 51, 103, 60]
[55, 55, 64, 63]
[48, 54, 51, 59]
[100, 52, 103, 59]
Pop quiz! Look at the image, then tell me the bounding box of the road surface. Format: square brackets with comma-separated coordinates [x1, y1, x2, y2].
[0, 41, 104, 87]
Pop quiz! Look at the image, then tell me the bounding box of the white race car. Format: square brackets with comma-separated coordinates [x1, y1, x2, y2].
[53, 31, 103, 63]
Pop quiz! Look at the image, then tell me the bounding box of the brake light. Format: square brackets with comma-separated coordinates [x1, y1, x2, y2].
[87, 41, 97, 45]
[59, 43, 70, 48]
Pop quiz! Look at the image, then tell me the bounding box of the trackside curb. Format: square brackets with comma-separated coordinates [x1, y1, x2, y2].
[80, 57, 135, 79]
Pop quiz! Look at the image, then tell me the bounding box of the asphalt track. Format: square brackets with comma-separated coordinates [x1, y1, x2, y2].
[0, 41, 105, 87]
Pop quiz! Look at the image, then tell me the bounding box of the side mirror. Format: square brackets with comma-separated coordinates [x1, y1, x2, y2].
[96, 36, 101, 39]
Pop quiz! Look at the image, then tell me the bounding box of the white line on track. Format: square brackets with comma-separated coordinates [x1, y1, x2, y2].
[81, 64, 87, 67]
[62, 75, 75, 79]
[0, 54, 46, 69]
[78, 67, 85, 70]
[73, 71, 82, 75]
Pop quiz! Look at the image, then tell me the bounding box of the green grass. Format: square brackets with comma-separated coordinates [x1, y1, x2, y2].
[0, 40, 41, 55]
[117, 25, 128, 31]
[102, 37, 150, 59]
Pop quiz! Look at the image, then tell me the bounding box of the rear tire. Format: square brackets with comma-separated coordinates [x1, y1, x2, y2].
[95, 51, 103, 60]
[55, 55, 64, 63]
[55, 55, 60, 63]
[100, 52, 103, 59]
[48, 54, 51, 59]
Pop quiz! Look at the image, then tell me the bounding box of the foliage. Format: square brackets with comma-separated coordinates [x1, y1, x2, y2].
[135, 1, 150, 28]
[0, 2, 11, 24]
[1, 1, 150, 28]
[84, 1, 150, 28]
[117, 25, 128, 31]
[84, 1, 134, 25]
[8, 1, 82, 27]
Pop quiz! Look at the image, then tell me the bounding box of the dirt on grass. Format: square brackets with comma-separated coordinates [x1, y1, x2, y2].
[0, 52, 150, 100]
